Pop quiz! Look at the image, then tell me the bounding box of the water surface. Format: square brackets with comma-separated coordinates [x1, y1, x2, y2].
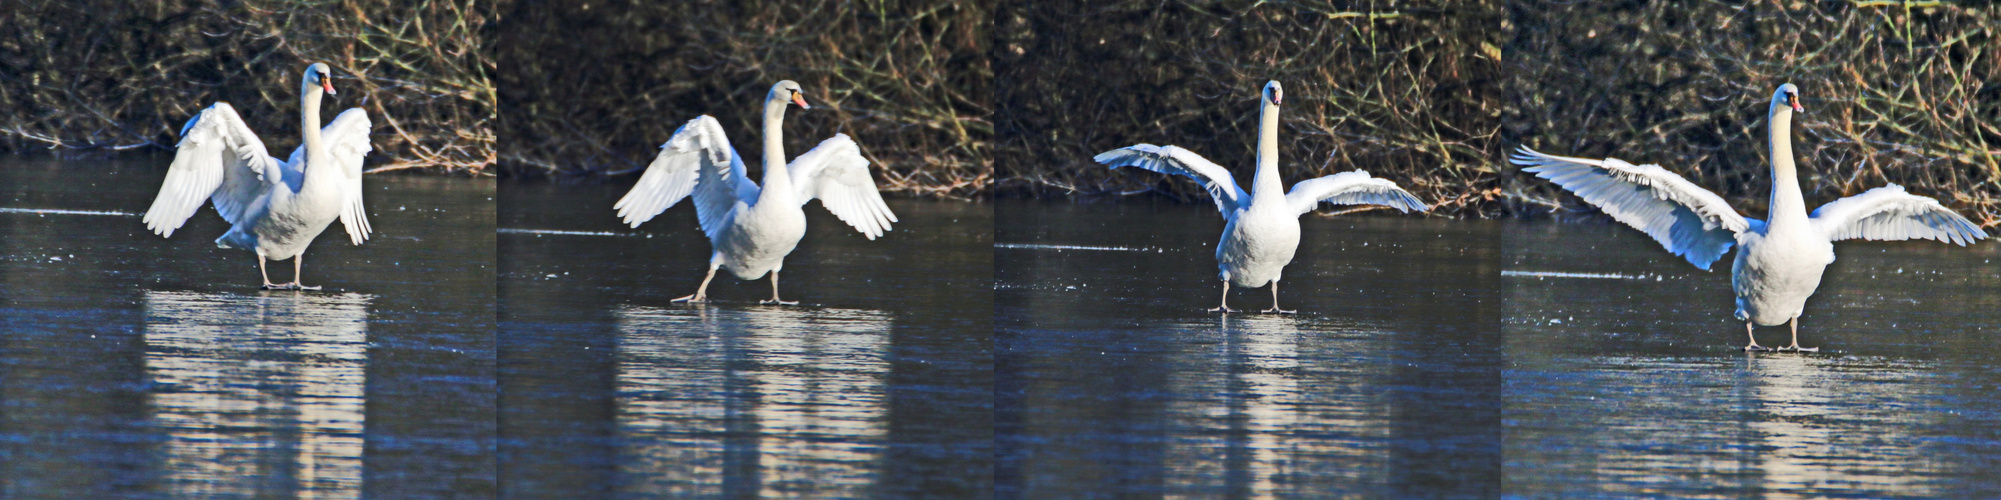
[0, 158, 496, 497]
[1503, 218, 2001, 497]
[995, 199, 1504, 497]
[498, 180, 993, 498]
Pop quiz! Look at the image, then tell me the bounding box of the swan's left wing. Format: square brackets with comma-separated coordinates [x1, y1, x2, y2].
[788, 134, 898, 240]
[1810, 184, 1986, 245]
[323, 108, 374, 245]
[1284, 170, 1428, 216]
[1094, 144, 1248, 215]
[1511, 146, 1750, 270]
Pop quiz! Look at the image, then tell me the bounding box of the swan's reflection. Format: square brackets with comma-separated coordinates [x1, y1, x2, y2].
[142, 290, 370, 498]
[1164, 315, 1393, 497]
[614, 305, 892, 497]
[1510, 352, 1944, 496]
[1741, 355, 1937, 495]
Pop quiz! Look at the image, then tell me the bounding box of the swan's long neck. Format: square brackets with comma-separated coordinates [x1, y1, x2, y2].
[1251, 98, 1284, 198]
[300, 83, 334, 178]
[758, 96, 792, 200]
[1766, 102, 1807, 226]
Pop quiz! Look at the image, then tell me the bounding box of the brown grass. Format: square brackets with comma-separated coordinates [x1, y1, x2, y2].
[1503, 1, 2001, 224]
[995, 0, 1509, 215]
[0, 0, 495, 174]
[494, 0, 991, 199]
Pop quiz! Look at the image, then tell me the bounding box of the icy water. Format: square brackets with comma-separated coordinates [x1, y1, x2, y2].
[1503, 218, 2001, 497]
[497, 180, 993, 498]
[0, 158, 496, 497]
[997, 198, 2001, 497]
[995, 199, 1505, 497]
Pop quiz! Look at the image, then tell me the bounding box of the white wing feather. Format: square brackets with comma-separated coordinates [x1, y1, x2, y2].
[1511, 146, 1751, 270]
[144, 102, 282, 237]
[1284, 170, 1428, 216]
[322, 108, 374, 245]
[613, 115, 759, 241]
[788, 134, 898, 240]
[1094, 144, 1249, 215]
[1810, 184, 1986, 246]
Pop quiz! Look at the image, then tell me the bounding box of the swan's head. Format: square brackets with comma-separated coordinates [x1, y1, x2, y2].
[1263, 80, 1283, 106]
[305, 63, 336, 96]
[772, 80, 809, 110]
[1773, 83, 1802, 113]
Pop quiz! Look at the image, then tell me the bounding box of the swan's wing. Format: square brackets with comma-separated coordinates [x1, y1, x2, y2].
[613, 116, 759, 240]
[1284, 170, 1429, 216]
[1511, 146, 1750, 270]
[1094, 144, 1248, 215]
[788, 134, 898, 240]
[144, 102, 282, 237]
[321, 108, 374, 245]
[1810, 184, 1986, 245]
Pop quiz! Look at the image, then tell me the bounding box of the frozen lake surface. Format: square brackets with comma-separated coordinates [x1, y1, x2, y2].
[0, 158, 497, 496]
[997, 198, 2001, 497]
[498, 180, 994, 498]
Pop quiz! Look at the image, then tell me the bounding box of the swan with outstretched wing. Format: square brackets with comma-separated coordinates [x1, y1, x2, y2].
[1513, 83, 1986, 351]
[143, 62, 372, 290]
[1096, 80, 1429, 313]
[614, 80, 897, 304]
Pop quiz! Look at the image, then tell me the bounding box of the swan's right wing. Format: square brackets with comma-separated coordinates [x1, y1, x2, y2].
[321, 108, 375, 245]
[1095, 144, 1248, 215]
[614, 115, 759, 240]
[787, 134, 898, 240]
[144, 102, 281, 237]
[1809, 184, 1986, 246]
[1511, 146, 1749, 270]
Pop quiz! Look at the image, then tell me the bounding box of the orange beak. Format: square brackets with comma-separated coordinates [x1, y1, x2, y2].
[791, 93, 809, 109]
[323, 81, 337, 96]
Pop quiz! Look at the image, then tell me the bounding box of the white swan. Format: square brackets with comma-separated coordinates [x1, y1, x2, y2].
[1512, 83, 1987, 352]
[143, 62, 373, 290]
[1096, 80, 1429, 313]
[614, 80, 897, 305]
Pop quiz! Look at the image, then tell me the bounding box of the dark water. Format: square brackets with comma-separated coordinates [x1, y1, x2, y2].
[996, 198, 2001, 498]
[1503, 218, 2001, 498]
[995, 199, 1504, 497]
[0, 158, 496, 497]
[497, 180, 993, 498]
[12, 160, 2001, 498]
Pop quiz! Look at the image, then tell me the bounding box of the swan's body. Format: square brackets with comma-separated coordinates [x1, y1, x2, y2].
[1513, 83, 1985, 351]
[144, 62, 373, 289]
[1096, 81, 1429, 313]
[615, 80, 897, 304]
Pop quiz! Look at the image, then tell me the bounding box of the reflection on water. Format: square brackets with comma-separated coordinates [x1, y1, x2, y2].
[997, 199, 1504, 497]
[1507, 353, 1945, 497]
[613, 305, 891, 497]
[2, 159, 496, 496]
[1503, 218, 2001, 496]
[1744, 355, 1935, 494]
[143, 290, 371, 498]
[1159, 315, 1396, 497]
[501, 182, 992, 497]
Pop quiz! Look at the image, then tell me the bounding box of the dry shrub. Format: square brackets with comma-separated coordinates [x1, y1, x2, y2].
[494, 0, 991, 199]
[995, 0, 1510, 216]
[1505, 1, 2001, 225]
[0, 0, 496, 174]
